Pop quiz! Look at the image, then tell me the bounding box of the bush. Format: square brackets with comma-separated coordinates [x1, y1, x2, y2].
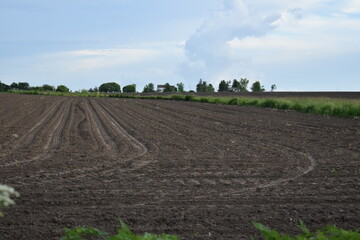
[56, 85, 70, 93]
[228, 98, 238, 105]
[170, 95, 185, 101]
[200, 97, 209, 103]
[253, 221, 360, 240]
[0, 184, 19, 217]
[260, 99, 277, 108]
[184, 95, 194, 101]
[61, 221, 180, 240]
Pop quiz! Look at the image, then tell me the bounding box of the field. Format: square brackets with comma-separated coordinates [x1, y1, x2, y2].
[0, 94, 359, 239]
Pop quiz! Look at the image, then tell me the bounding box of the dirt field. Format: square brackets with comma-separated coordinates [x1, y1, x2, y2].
[0, 94, 359, 240]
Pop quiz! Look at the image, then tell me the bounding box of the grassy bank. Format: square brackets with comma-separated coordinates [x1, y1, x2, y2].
[5, 90, 360, 118]
[60, 221, 360, 240]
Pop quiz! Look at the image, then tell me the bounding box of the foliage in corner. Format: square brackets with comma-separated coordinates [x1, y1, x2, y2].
[0, 184, 20, 217]
[61, 221, 180, 240]
[253, 221, 360, 240]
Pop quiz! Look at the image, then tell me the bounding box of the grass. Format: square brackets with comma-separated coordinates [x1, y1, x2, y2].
[4, 90, 360, 118]
[253, 221, 360, 240]
[59, 221, 360, 240]
[60, 221, 179, 240]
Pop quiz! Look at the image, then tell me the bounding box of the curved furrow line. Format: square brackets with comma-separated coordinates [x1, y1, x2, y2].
[22, 99, 65, 147]
[193, 147, 317, 199]
[104, 99, 186, 144]
[10, 98, 150, 184]
[116, 100, 317, 196]
[61, 98, 79, 151]
[86, 99, 120, 156]
[42, 99, 74, 151]
[92, 99, 148, 159]
[0, 99, 72, 168]
[0, 98, 64, 166]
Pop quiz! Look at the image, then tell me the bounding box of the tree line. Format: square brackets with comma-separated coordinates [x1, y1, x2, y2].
[0, 79, 276, 94]
[0, 81, 70, 93]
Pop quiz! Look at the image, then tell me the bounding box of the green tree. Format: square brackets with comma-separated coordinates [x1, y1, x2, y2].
[10, 82, 19, 90]
[56, 85, 70, 93]
[271, 84, 277, 92]
[99, 82, 121, 93]
[42, 84, 55, 91]
[163, 83, 172, 92]
[0, 81, 10, 92]
[123, 84, 136, 93]
[218, 80, 230, 92]
[251, 81, 265, 92]
[143, 83, 155, 92]
[177, 82, 185, 92]
[232, 79, 240, 88]
[196, 79, 208, 92]
[18, 82, 29, 90]
[206, 84, 215, 92]
[239, 78, 249, 92]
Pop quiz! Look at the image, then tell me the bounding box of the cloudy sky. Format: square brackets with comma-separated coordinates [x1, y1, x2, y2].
[1, 0, 359, 91]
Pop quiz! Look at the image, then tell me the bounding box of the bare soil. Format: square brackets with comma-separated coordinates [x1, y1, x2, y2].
[0, 94, 359, 240]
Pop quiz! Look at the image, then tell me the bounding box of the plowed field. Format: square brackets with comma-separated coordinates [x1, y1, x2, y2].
[0, 94, 359, 240]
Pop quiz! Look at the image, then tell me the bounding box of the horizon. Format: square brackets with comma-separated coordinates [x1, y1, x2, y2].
[1, 0, 360, 92]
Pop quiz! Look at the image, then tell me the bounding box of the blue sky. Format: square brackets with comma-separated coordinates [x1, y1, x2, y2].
[1, 0, 359, 91]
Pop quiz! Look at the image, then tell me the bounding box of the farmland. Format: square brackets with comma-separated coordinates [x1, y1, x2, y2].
[0, 94, 359, 239]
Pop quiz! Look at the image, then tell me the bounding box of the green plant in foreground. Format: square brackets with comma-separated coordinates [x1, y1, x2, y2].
[0, 184, 20, 217]
[61, 221, 180, 240]
[253, 221, 360, 240]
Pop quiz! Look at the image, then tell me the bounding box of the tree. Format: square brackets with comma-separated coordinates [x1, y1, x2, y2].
[0, 81, 10, 92]
[10, 82, 19, 90]
[163, 83, 172, 92]
[177, 82, 185, 92]
[99, 82, 121, 93]
[143, 83, 155, 93]
[271, 84, 277, 92]
[18, 82, 29, 90]
[206, 84, 215, 92]
[251, 81, 265, 92]
[42, 84, 55, 91]
[196, 79, 208, 92]
[239, 78, 249, 92]
[232, 79, 240, 88]
[123, 84, 136, 93]
[218, 80, 230, 92]
[56, 85, 70, 93]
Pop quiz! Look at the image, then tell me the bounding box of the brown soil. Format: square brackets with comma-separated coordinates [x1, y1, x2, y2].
[0, 94, 359, 240]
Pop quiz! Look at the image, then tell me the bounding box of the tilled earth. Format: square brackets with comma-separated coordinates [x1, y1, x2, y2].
[0, 94, 359, 240]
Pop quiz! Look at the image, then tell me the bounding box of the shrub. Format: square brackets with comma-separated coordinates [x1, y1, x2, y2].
[253, 221, 360, 240]
[200, 97, 209, 103]
[228, 98, 238, 105]
[170, 95, 185, 101]
[248, 99, 259, 106]
[184, 95, 194, 101]
[0, 184, 19, 217]
[260, 99, 277, 108]
[61, 221, 180, 240]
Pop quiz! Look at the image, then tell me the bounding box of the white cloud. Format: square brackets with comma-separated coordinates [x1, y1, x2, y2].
[64, 48, 158, 71]
[180, 0, 360, 88]
[342, 0, 360, 14]
[0, 43, 186, 90]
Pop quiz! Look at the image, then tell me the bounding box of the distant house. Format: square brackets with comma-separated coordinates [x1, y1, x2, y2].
[229, 87, 240, 92]
[157, 85, 166, 92]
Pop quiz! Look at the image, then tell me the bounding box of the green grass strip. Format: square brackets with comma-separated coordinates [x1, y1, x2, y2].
[5, 90, 360, 118]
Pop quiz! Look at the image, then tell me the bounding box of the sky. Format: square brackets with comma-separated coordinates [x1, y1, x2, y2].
[0, 0, 359, 91]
